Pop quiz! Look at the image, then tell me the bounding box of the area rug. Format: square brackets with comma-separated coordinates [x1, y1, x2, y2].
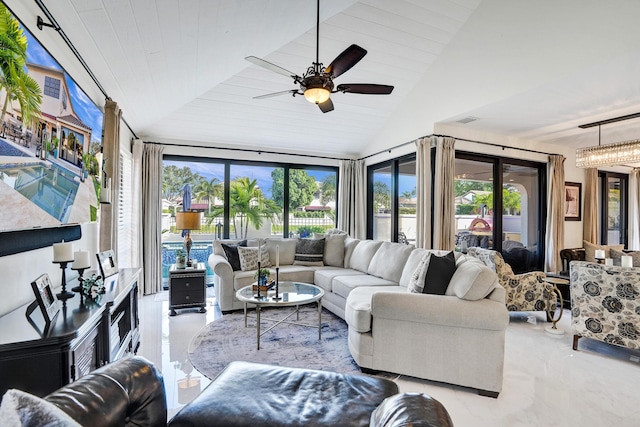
[188, 307, 361, 380]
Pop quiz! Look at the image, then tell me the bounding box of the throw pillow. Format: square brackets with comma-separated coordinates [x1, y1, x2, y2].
[237, 246, 271, 271]
[0, 389, 82, 427]
[446, 259, 498, 300]
[583, 240, 624, 263]
[293, 238, 325, 266]
[610, 248, 640, 267]
[407, 252, 430, 293]
[422, 251, 456, 295]
[221, 241, 247, 271]
[323, 233, 347, 267]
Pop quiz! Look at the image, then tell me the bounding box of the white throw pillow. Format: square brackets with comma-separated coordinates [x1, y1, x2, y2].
[407, 252, 430, 293]
[446, 260, 498, 300]
[237, 246, 271, 271]
[368, 242, 415, 282]
[323, 233, 347, 267]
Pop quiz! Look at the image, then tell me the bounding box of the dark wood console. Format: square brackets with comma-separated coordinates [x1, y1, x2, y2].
[0, 268, 140, 397]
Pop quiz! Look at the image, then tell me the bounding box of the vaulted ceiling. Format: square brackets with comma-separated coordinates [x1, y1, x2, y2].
[8, 0, 640, 160]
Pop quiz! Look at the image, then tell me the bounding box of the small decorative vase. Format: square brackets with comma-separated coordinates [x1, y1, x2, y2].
[259, 275, 268, 286]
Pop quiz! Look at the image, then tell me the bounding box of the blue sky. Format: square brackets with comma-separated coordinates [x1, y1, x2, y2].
[23, 25, 103, 143]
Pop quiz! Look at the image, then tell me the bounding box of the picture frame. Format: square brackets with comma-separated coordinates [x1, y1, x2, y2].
[564, 182, 582, 221]
[97, 249, 118, 278]
[30, 274, 60, 325]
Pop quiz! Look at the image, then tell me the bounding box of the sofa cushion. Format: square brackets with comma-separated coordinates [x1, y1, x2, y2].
[368, 242, 415, 282]
[333, 274, 397, 300]
[0, 389, 81, 427]
[349, 240, 383, 273]
[265, 238, 297, 266]
[323, 233, 347, 267]
[221, 241, 247, 271]
[583, 240, 624, 263]
[344, 237, 361, 268]
[610, 248, 640, 267]
[423, 251, 456, 295]
[399, 249, 428, 288]
[237, 246, 271, 271]
[446, 258, 498, 300]
[293, 238, 325, 266]
[345, 286, 405, 333]
[314, 268, 365, 293]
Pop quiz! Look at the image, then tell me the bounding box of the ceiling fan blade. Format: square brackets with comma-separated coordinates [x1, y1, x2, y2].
[318, 98, 334, 113]
[325, 44, 367, 78]
[245, 56, 300, 80]
[337, 84, 394, 95]
[253, 90, 298, 99]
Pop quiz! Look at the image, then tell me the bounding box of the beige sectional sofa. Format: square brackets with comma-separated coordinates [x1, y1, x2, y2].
[208, 234, 509, 396]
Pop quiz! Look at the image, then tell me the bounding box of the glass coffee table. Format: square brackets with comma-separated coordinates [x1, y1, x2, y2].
[236, 281, 324, 350]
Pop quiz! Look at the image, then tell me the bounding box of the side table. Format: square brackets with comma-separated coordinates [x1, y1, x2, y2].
[544, 275, 569, 335]
[169, 263, 207, 316]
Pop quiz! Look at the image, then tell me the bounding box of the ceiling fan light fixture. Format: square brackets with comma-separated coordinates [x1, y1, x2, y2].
[304, 87, 331, 104]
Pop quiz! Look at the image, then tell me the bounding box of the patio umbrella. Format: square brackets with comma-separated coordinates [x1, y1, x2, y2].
[181, 184, 192, 237]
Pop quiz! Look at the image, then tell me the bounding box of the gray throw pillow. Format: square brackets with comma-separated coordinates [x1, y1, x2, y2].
[323, 233, 347, 267]
[293, 238, 325, 266]
[0, 389, 81, 427]
[610, 248, 640, 267]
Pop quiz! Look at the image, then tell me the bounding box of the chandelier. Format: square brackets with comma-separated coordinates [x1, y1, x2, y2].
[575, 138, 640, 168]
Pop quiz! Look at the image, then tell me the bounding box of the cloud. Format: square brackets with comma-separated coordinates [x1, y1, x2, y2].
[23, 26, 61, 70]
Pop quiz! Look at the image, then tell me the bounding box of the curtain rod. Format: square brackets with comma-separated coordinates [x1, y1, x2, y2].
[33, 0, 138, 140]
[146, 141, 350, 161]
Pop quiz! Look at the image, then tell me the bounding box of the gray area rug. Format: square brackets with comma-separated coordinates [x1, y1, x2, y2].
[189, 307, 362, 380]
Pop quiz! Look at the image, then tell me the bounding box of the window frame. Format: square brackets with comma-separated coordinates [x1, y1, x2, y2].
[598, 170, 628, 246]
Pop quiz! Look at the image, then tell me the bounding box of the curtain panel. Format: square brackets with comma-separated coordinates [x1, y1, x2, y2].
[432, 137, 456, 250]
[337, 160, 366, 239]
[545, 155, 565, 272]
[132, 139, 144, 276]
[582, 168, 598, 244]
[630, 168, 640, 250]
[415, 137, 432, 249]
[99, 99, 121, 253]
[141, 143, 165, 295]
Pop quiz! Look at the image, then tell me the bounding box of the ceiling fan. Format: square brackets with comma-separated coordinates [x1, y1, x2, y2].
[245, 0, 394, 113]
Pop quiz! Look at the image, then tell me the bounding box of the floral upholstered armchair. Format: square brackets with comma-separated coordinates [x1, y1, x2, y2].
[467, 247, 556, 316]
[570, 261, 640, 352]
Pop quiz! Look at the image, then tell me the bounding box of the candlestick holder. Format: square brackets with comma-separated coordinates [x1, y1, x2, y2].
[70, 267, 88, 294]
[595, 257, 605, 264]
[272, 267, 281, 301]
[53, 260, 75, 301]
[254, 261, 262, 299]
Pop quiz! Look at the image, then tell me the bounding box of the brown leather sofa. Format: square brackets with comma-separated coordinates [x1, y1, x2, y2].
[36, 357, 454, 427]
[559, 247, 585, 275]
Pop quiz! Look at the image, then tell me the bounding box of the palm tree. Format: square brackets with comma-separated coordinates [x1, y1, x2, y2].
[0, 5, 42, 127]
[229, 177, 279, 239]
[195, 177, 223, 213]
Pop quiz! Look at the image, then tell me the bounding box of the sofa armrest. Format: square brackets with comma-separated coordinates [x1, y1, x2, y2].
[46, 356, 167, 427]
[370, 393, 453, 427]
[208, 253, 232, 278]
[371, 292, 508, 331]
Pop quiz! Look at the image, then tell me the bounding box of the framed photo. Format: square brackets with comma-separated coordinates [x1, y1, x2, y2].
[564, 182, 582, 221]
[97, 250, 118, 278]
[30, 274, 60, 325]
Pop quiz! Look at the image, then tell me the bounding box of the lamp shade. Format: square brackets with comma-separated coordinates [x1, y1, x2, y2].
[304, 87, 330, 104]
[176, 211, 201, 230]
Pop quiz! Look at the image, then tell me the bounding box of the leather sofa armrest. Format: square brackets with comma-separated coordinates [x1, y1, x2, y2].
[370, 393, 453, 427]
[560, 248, 586, 273]
[371, 292, 508, 331]
[45, 356, 167, 427]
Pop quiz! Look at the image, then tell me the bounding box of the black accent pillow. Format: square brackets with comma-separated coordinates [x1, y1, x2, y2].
[293, 238, 325, 266]
[221, 241, 247, 271]
[422, 251, 456, 295]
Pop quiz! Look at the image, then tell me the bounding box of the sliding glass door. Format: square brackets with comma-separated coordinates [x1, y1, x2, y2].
[599, 171, 628, 246]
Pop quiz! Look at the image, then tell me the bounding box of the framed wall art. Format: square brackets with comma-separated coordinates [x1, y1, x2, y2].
[564, 182, 582, 221]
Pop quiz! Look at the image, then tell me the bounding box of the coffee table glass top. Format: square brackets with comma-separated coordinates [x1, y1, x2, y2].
[236, 282, 323, 305]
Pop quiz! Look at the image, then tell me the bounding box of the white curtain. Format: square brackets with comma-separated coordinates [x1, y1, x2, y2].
[582, 168, 598, 244]
[432, 137, 456, 250]
[630, 168, 640, 250]
[337, 159, 366, 239]
[99, 99, 121, 252]
[132, 139, 144, 275]
[545, 155, 565, 272]
[415, 137, 432, 249]
[141, 143, 164, 295]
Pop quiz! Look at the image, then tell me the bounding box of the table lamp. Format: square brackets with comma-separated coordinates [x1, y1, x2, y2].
[176, 211, 202, 267]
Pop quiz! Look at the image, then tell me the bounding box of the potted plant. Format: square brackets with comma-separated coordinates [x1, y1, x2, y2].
[82, 152, 91, 179]
[82, 274, 105, 303]
[51, 136, 59, 158]
[175, 249, 186, 269]
[254, 268, 271, 285]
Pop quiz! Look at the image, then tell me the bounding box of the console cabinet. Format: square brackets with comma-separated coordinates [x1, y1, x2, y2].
[0, 268, 140, 397]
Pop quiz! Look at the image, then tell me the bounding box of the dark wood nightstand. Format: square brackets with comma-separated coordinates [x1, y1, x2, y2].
[169, 263, 207, 316]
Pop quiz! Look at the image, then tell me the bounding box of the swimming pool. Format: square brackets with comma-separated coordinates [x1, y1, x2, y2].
[0, 139, 29, 157]
[0, 163, 79, 222]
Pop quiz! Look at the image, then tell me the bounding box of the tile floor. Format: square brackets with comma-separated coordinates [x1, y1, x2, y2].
[138, 290, 640, 426]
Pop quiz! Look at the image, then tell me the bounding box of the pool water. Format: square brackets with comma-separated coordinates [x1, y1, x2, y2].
[0, 163, 79, 222]
[0, 139, 29, 157]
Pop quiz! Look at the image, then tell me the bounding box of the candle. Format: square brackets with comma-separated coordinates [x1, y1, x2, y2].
[594, 249, 605, 259]
[276, 245, 279, 268]
[621, 255, 633, 268]
[605, 258, 613, 266]
[53, 240, 73, 262]
[258, 239, 262, 260]
[72, 251, 91, 269]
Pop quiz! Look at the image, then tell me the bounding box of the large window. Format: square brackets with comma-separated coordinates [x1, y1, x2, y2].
[367, 155, 416, 243]
[161, 157, 337, 285]
[43, 76, 60, 98]
[454, 153, 545, 273]
[599, 171, 628, 246]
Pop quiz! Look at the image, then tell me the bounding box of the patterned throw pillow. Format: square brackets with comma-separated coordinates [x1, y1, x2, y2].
[293, 238, 325, 266]
[407, 252, 430, 293]
[237, 246, 271, 271]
